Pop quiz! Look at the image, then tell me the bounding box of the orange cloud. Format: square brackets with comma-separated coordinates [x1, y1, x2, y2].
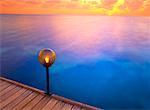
[0, 0, 150, 16]
[101, 0, 117, 9]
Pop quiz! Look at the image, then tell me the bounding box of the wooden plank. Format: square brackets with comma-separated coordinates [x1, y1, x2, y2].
[0, 81, 7, 86]
[51, 101, 65, 110]
[72, 105, 82, 110]
[61, 104, 73, 110]
[0, 86, 21, 102]
[81, 108, 86, 110]
[0, 79, 3, 83]
[12, 92, 38, 110]
[22, 94, 45, 110]
[0, 83, 11, 91]
[0, 85, 16, 96]
[0, 88, 26, 109]
[0, 81, 9, 86]
[0, 77, 99, 110]
[2, 90, 33, 110]
[42, 98, 58, 110]
[0, 77, 44, 94]
[32, 96, 51, 110]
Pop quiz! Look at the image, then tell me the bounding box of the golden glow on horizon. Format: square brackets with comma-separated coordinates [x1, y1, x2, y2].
[0, 0, 150, 16]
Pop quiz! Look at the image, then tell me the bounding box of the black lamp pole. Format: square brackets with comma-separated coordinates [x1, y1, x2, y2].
[46, 67, 50, 95]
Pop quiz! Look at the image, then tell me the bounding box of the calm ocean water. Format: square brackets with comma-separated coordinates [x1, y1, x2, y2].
[1, 14, 150, 109]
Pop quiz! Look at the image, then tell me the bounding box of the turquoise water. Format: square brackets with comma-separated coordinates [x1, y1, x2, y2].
[1, 15, 150, 109]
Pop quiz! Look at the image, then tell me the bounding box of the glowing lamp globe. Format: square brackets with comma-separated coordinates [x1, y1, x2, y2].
[38, 49, 56, 68]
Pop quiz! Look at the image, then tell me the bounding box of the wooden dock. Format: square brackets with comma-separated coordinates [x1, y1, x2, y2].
[0, 77, 99, 110]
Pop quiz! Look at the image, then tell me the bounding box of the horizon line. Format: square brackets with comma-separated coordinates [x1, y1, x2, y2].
[0, 13, 149, 17]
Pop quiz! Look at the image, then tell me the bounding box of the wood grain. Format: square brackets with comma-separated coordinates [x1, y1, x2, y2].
[0, 77, 100, 110]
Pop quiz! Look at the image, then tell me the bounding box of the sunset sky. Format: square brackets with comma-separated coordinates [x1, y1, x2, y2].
[0, 0, 150, 16]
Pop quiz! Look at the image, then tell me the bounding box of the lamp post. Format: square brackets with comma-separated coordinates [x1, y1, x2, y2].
[38, 48, 56, 95]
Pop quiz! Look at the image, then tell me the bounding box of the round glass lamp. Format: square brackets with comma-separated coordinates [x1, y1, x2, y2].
[38, 48, 56, 95]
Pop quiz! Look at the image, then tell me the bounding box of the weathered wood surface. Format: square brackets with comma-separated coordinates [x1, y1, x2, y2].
[0, 77, 100, 110]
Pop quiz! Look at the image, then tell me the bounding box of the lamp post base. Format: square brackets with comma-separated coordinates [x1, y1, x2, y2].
[45, 92, 52, 96]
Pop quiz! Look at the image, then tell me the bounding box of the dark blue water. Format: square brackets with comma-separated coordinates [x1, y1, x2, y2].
[1, 14, 150, 109]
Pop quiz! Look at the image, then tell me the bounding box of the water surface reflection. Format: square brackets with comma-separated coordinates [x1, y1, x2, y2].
[1, 15, 150, 109]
